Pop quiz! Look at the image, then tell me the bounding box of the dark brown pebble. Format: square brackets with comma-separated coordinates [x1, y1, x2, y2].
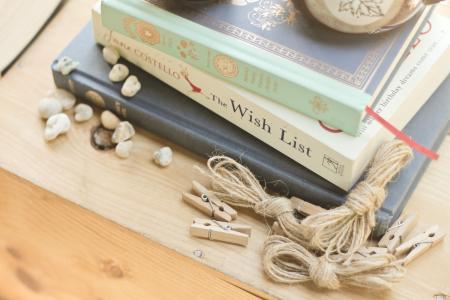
[91, 125, 115, 151]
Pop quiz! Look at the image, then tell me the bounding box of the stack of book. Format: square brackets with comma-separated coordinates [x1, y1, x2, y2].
[52, 1, 450, 236]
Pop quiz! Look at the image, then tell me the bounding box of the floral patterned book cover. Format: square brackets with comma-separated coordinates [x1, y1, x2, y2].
[101, 0, 432, 135]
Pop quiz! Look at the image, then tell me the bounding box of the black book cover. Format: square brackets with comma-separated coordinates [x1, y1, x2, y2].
[52, 24, 450, 236]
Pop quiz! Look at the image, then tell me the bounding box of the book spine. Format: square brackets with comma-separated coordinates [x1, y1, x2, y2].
[101, 0, 367, 136]
[93, 8, 357, 191]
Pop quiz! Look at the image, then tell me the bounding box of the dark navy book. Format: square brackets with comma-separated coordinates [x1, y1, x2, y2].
[52, 24, 450, 236]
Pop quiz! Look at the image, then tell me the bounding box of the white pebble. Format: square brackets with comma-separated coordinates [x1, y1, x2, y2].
[103, 46, 120, 65]
[115, 140, 133, 159]
[153, 147, 173, 167]
[121, 75, 141, 98]
[74, 103, 94, 122]
[112, 121, 135, 144]
[109, 64, 129, 82]
[101, 110, 121, 130]
[38, 97, 63, 119]
[48, 89, 76, 110]
[44, 113, 71, 142]
[55, 56, 79, 75]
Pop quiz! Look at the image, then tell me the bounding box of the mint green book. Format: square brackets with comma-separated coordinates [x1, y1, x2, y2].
[101, 0, 431, 135]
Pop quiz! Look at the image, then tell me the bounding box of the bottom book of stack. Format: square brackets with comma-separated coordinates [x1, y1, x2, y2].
[52, 23, 450, 237]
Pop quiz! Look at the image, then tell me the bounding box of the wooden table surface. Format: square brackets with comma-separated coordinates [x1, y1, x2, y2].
[0, 1, 449, 299]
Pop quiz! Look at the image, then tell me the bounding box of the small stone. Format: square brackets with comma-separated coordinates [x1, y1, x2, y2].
[91, 126, 115, 151]
[112, 121, 135, 144]
[103, 46, 120, 65]
[101, 110, 121, 130]
[38, 97, 63, 119]
[44, 113, 71, 142]
[74, 103, 94, 122]
[121, 75, 141, 98]
[153, 146, 173, 167]
[115, 140, 133, 159]
[109, 64, 129, 82]
[48, 89, 76, 110]
[55, 56, 79, 75]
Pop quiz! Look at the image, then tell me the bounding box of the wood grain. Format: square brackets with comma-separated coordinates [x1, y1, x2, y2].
[0, 0, 449, 299]
[0, 0, 62, 76]
[0, 169, 260, 300]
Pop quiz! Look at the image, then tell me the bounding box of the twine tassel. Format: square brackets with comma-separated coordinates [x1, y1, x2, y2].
[205, 155, 315, 247]
[263, 236, 406, 290]
[302, 140, 413, 258]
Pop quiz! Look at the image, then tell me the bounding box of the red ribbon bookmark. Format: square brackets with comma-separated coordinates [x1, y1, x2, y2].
[365, 106, 439, 160]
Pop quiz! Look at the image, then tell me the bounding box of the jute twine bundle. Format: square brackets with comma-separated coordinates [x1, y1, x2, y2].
[302, 140, 413, 258]
[263, 236, 406, 290]
[205, 157, 314, 247]
[201, 140, 413, 289]
[207, 140, 412, 255]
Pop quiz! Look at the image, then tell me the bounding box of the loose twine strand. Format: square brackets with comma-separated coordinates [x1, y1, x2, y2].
[202, 140, 413, 289]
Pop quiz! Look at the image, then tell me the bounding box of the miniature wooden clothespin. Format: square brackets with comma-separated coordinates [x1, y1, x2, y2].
[395, 224, 446, 266]
[290, 197, 326, 218]
[354, 246, 388, 258]
[379, 213, 418, 253]
[182, 181, 237, 222]
[190, 218, 251, 246]
[271, 197, 326, 234]
[338, 246, 388, 265]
